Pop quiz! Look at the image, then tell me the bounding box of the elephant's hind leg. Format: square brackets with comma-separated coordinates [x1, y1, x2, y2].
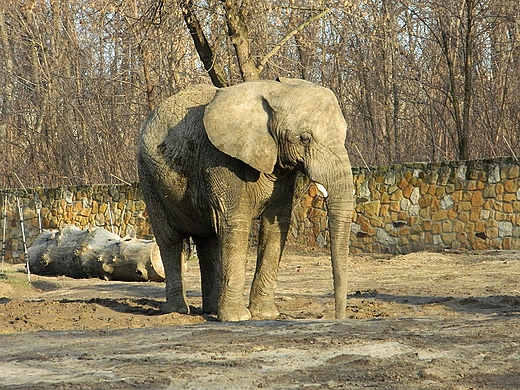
[193, 235, 221, 314]
[158, 235, 190, 314]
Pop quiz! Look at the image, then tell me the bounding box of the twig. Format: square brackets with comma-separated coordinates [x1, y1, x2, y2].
[110, 174, 132, 186]
[503, 136, 518, 161]
[354, 144, 371, 172]
[14, 173, 28, 193]
[259, 7, 331, 71]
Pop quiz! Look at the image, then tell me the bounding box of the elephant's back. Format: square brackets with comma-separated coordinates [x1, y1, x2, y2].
[139, 84, 217, 150]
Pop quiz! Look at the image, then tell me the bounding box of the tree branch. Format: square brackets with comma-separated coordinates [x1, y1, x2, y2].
[259, 7, 331, 72]
[178, 0, 228, 87]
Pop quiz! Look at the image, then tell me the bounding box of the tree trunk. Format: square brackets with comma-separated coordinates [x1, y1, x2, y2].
[28, 226, 165, 282]
[221, 0, 261, 81]
[179, 0, 229, 87]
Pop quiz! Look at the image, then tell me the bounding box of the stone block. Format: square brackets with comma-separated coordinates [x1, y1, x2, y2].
[509, 165, 520, 179]
[504, 193, 517, 203]
[397, 210, 408, 221]
[442, 232, 457, 245]
[498, 221, 513, 237]
[457, 232, 468, 243]
[432, 222, 442, 234]
[418, 194, 432, 208]
[435, 186, 445, 198]
[361, 201, 381, 219]
[389, 201, 400, 212]
[397, 177, 408, 189]
[420, 183, 429, 195]
[422, 220, 432, 231]
[453, 220, 465, 233]
[403, 184, 414, 199]
[410, 187, 420, 205]
[440, 195, 454, 209]
[510, 238, 520, 250]
[470, 207, 480, 222]
[483, 185, 496, 198]
[504, 179, 518, 193]
[470, 236, 487, 250]
[419, 207, 430, 219]
[455, 202, 472, 213]
[485, 227, 499, 239]
[471, 191, 484, 207]
[447, 209, 458, 220]
[488, 165, 501, 183]
[432, 209, 448, 222]
[390, 189, 403, 201]
[300, 195, 313, 208]
[495, 211, 507, 221]
[380, 204, 390, 217]
[451, 190, 463, 202]
[503, 203, 513, 214]
[466, 180, 477, 191]
[442, 220, 452, 233]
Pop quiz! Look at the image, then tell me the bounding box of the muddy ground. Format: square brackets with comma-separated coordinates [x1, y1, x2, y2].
[1, 250, 520, 389]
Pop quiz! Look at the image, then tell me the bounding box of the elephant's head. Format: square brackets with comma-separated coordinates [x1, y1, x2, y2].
[203, 78, 354, 319]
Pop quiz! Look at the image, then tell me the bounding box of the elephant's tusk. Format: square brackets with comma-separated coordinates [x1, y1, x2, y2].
[316, 183, 328, 198]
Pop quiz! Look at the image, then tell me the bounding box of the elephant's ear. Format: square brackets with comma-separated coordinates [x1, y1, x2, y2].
[203, 84, 278, 174]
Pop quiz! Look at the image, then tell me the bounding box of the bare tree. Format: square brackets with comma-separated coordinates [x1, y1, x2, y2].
[0, 0, 519, 188]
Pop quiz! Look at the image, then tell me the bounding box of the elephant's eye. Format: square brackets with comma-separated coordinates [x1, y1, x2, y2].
[300, 132, 311, 145]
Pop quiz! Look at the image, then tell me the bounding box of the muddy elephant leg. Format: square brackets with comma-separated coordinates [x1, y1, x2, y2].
[249, 210, 291, 319]
[218, 221, 253, 322]
[193, 235, 221, 314]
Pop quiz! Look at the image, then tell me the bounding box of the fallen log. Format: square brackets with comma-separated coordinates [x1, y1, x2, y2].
[28, 226, 165, 282]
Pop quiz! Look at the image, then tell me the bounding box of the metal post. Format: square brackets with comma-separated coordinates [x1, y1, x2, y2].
[107, 202, 114, 233]
[1, 194, 7, 276]
[35, 197, 42, 233]
[119, 203, 127, 236]
[17, 197, 30, 283]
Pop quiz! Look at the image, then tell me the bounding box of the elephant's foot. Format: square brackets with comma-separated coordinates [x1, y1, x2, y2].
[218, 305, 251, 322]
[249, 301, 280, 319]
[202, 298, 218, 315]
[162, 299, 190, 315]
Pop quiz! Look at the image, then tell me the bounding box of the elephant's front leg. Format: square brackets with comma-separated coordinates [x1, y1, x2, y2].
[218, 221, 253, 322]
[249, 212, 291, 319]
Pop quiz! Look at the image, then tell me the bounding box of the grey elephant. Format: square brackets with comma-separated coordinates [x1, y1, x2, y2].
[137, 78, 354, 322]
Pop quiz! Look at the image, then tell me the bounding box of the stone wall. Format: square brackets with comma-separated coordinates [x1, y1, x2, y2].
[289, 157, 520, 254]
[2, 157, 520, 263]
[1, 184, 151, 263]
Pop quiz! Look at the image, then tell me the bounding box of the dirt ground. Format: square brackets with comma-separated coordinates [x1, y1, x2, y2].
[1, 250, 520, 389]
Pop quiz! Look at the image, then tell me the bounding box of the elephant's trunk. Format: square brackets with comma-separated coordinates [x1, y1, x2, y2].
[309, 152, 354, 319]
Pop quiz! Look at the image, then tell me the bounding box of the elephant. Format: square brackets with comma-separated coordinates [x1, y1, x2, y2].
[137, 77, 354, 322]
